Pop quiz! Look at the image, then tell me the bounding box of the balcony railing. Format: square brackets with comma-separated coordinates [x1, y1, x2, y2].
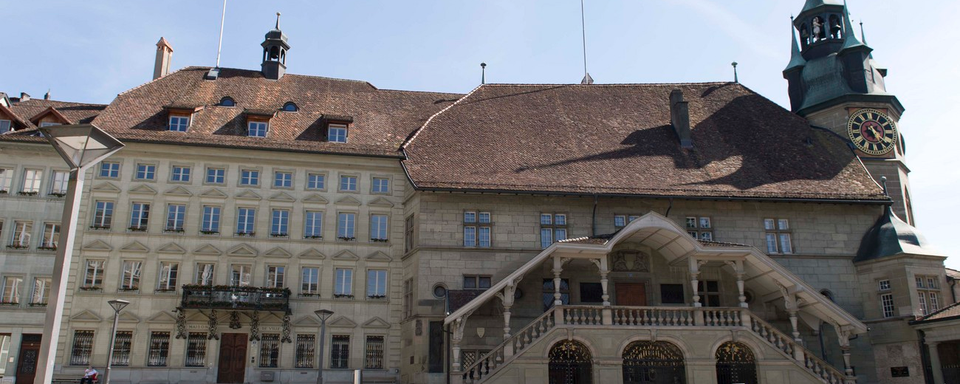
[180, 285, 291, 312]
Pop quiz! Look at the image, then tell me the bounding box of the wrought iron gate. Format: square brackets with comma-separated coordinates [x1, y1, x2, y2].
[549, 340, 592, 384]
[622, 341, 686, 384]
[715, 342, 758, 384]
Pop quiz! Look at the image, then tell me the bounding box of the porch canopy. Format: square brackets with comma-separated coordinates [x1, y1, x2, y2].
[444, 212, 868, 335]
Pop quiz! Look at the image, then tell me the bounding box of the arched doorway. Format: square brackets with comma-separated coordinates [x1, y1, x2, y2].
[548, 340, 592, 384]
[622, 341, 686, 384]
[716, 342, 758, 384]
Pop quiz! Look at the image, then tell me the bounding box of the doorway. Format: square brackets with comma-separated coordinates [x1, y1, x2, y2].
[616, 283, 647, 306]
[217, 333, 247, 384]
[15, 334, 42, 384]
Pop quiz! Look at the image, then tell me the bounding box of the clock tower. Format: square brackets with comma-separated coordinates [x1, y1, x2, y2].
[784, 0, 914, 224]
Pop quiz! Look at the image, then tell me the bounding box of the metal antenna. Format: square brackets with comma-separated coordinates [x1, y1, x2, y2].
[215, 0, 227, 68]
[859, 21, 867, 44]
[480, 63, 487, 85]
[731, 62, 739, 83]
[579, 0, 593, 84]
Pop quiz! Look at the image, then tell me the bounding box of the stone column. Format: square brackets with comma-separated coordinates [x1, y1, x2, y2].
[497, 278, 520, 340]
[689, 257, 703, 307]
[591, 258, 613, 325]
[929, 341, 944, 384]
[451, 312, 473, 376]
[837, 326, 855, 382]
[725, 260, 748, 308]
[553, 256, 564, 306]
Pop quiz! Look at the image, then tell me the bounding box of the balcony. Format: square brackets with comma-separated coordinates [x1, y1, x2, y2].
[180, 285, 291, 312]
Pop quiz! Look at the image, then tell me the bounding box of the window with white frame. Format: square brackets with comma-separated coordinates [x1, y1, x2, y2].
[274, 171, 292, 188]
[206, 167, 225, 184]
[684, 216, 713, 241]
[40, 222, 59, 250]
[337, 212, 356, 240]
[539, 213, 568, 249]
[267, 265, 285, 288]
[370, 214, 388, 242]
[50, 170, 69, 195]
[295, 334, 316, 368]
[0, 119, 9, 134]
[99, 162, 120, 178]
[31, 277, 50, 305]
[331, 335, 350, 368]
[365, 336, 385, 369]
[335, 268, 353, 298]
[306, 173, 325, 190]
[21, 169, 42, 194]
[129, 203, 150, 231]
[271, 209, 289, 237]
[92, 201, 114, 229]
[404, 215, 415, 253]
[339, 175, 358, 192]
[0, 168, 12, 192]
[147, 331, 170, 366]
[1, 276, 22, 304]
[169, 115, 190, 132]
[166, 204, 186, 232]
[120, 260, 143, 291]
[764, 218, 792, 254]
[463, 211, 492, 248]
[916, 275, 942, 316]
[614, 214, 641, 229]
[157, 262, 179, 291]
[39, 122, 61, 128]
[201, 205, 221, 234]
[463, 275, 492, 290]
[70, 330, 94, 365]
[372, 177, 390, 194]
[301, 267, 319, 296]
[196, 263, 215, 286]
[403, 279, 413, 319]
[236, 207, 256, 235]
[240, 169, 259, 186]
[231, 264, 252, 287]
[328, 124, 348, 143]
[304, 211, 323, 239]
[135, 163, 156, 180]
[185, 332, 207, 367]
[171, 165, 191, 182]
[10, 221, 32, 248]
[878, 279, 894, 318]
[83, 260, 105, 289]
[248, 121, 269, 138]
[367, 270, 387, 299]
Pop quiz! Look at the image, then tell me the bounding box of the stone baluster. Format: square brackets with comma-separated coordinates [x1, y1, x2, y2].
[837, 325, 856, 383]
[689, 257, 704, 307]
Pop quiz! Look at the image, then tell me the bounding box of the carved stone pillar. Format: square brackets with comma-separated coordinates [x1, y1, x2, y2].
[451, 313, 472, 373]
[725, 260, 747, 308]
[779, 284, 803, 343]
[553, 256, 564, 306]
[689, 257, 703, 307]
[837, 326, 855, 381]
[497, 278, 520, 339]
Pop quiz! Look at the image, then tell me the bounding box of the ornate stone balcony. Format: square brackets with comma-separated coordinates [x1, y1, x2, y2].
[180, 284, 291, 312]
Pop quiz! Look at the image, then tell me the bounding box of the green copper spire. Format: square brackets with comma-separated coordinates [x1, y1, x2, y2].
[785, 17, 806, 72]
[840, 0, 866, 51]
[800, 0, 842, 16]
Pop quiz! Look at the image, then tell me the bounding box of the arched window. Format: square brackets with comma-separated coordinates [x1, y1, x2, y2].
[812, 17, 825, 42]
[282, 102, 298, 112]
[715, 342, 758, 384]
[800, 25, 810, 48]
[820, 289, 835, 302]
[219, 97, 236, 107]
[549, 340, 592, 384]
[829, 15, 842, 39]
[269, 46, 280, 61]
[622, 341, 685, 384]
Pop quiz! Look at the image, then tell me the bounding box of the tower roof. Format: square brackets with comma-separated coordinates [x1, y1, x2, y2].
[855, 205, 945, 263]
[784, 18, 807, 72]
[840, 0, 868, 52]
[263, 12, 289, 46]
[800, 0, 843, 15]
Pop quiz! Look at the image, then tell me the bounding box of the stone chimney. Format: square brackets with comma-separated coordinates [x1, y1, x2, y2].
[670, 90, 692, 149]
[153, 37, 174, 80]
[19, 92, 30, 102]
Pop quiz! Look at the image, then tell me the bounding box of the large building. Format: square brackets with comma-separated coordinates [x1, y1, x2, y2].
[0, 1, 956, 384]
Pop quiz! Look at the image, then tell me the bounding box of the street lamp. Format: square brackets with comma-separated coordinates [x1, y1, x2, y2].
[314, 309, 334, 384]
[34, 124, 124, 384]
[104, 299, 130, 384]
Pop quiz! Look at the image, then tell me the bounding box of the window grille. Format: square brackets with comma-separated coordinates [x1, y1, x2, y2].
[185, 332, 207, 367]
[111, 331, 133, 366]
[365, 336, 385, 369]
[295, 334, 316, 368]
[147, 331, 170, 366]
[70, 330, 94, 365]
[331, 335, 350, 368]
[259, 334, 280, 368]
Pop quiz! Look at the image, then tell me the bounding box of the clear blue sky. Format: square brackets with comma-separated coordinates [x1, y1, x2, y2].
[4, 0, 959, 267]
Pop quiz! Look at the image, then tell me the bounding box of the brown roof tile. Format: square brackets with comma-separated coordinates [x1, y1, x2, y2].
[7, 99, 105, 129]
[402, 83, 887, 201]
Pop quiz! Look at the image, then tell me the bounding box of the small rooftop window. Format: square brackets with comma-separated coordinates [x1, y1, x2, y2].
[219, 97, 236, 107]
[282, 102, 298, 112]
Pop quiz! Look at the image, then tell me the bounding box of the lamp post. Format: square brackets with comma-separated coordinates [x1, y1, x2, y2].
[314, 309, 334, 384]
[34, 124, 124, 384]
[104, 299, 130, 384]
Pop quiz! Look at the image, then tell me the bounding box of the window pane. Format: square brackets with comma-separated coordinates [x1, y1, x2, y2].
[305, 211, 323, 238]
[111, 331, 132, 366]
[540, 214, 552, 225]
[307, 173, 325, 189]
[779, 233, 793, 254]
[463, 212, 476, 223]
[614, 215, 626, 227]
[478, 212, 491, 224]
[478, 227, 491, 248]
[338, 213, 356, 239]
[778, 219, 790, 230]
[365, 336, 384, 369]
[540, 228, 552, 249]
[335, 269, 353, 296]
[331, 335, 350, 368]
[765, 233, 778, 253]
[259, 334, 280, 367]
[301, 267, 319, 295]
[147, 332, 170, 366]
[555, 214, 566, 226]
[295, 334, 316, 368]
[367, 270, 387, 298]
[186, 332, 207, 367]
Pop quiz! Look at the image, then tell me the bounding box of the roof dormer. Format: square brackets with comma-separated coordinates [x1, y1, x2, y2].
[29, 107, 72, 128]
[219, 96, 236, 107]
[0, 104, 27, 134]
[245, 109, 276, 138]
[282, 102, 298, 112]
[322, 115, 353, 143]
[163, 105, 203, 132]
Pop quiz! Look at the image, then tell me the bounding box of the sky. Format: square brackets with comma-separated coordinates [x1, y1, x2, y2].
[3, 0, 959, 267]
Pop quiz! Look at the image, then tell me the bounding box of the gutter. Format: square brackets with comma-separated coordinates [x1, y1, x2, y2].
[119, 138, 406, 160]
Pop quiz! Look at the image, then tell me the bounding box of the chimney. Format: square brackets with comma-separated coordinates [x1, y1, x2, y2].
[153, 37, 174, 80]
[670, 89, 692, 149]
[19, 92, 31, 102]
[44, 90, 50, 100]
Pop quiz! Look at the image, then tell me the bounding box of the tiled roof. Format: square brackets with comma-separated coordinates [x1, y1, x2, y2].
[90, 67, 462, 157]
[914, 301, 960, 323]
[402, 82, 887, 201]
[4, 99, 105, 129]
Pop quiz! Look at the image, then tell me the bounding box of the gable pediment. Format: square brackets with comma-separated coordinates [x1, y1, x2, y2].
[128, 184, 158, 195]
[301, 194, 329, 204]
[235, 190, 262, 201]
[119, 241, 149, 253]
[82, 239, 113, 252]
[91, 182, 121, 193]
[293, 315, 321, 326]
[362, 317, 391, 329]
[157, 242, 187, 254]
[264, 247, 292, 258]
[328, 316, 357, 328]
[335, 195, 362, 206]
[199, 188, 228, 199]
[268, 192, 296, 202]
[110, 312, 141, 323]
[227, 243, 258, 257]
[194, 244, 223, 256]
[365, 251, 393, 262]
[146, 311, 177, 324]
[332, 250, 359, 261]
[367, 197, 395, 208]
[186, 311, 209, 322]
[70, 310, 102, 322]
[299, 248, 326, 259]
[164, 186, 193, 197]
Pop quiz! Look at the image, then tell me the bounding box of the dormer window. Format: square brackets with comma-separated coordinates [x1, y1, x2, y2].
[243, 109, 274, 138]
[282, 102, 298, 112]
[163, 105, 202, 132]
[328, 124, 347, 143]
[219, 97, 236, 107]
[248, 122, 268, 138]
[0, 120, 9, 134]
[169, 115, 190, 132]
[39, 122, 61, 128]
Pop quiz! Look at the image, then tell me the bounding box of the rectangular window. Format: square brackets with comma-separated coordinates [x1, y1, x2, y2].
[881, 293, 895, 318]
[917, 275, 942, 316]
[271, 209, 289, 237]
[196, 263, 215, 286]
[157, 262, 179, 291]
[1, 276, 22, 304]
[337, 212, 356, 240]
[328, 124, 348, 143]
[304, 211, 323, 239]
[331, 335, 350, 368]
[93, 201, 114, 229]
[267, 265, 285, 288]
[335, 268, 353, 298]
[301, 267, 319, 296]
[21, 169, 42, 193]
[404, 215, 415, 253]
[614, 215, 626, 228]
[166, 204, 186, 232]
[259, 334, 280, 368]
[370, 214, 388, 242]
[201, 205, 221, 234]
[206, 167, 225, 184]
[135, 163, 156, 180]
[364, 336, 385, 369]
[11, 221, 32, 248]
[237, 207, 256, 235]
[147, 331, 170, 366]
[129, 203, 150, 230]
[83, 260, 105, 289]
[878, 279, 891, 291]
[0, 119, 9, 134]
[685, 216, 714, 241]
[40, 223, 59, 250]
[0, 168, 12, 192]
[403, 279, 413, 319]
[542, 279, 570, 310]
[169, 115, 190, 132]
[111, 331, 132, 366]
[32, 277, 51, 305]
[339, 175, 358, 192]
[764, 218, 792, 254]
[120, 260, 143, 291]
[697, 280, 721, 307]
[231, 264, 252, 287]
[295, 334, 316, 368]
[428, 321, 444, 373]
[539, 213, 568, 249]
[248, 121, 269, 138]
[70, 330, 95, 365]
[307, 173, 325, 190]
[660, 284, 686, 304]
[372, 177, 390, 194]
[273, 171, 292, 188]
[171, 165, 191, 182]
[464, 275, 492, 290]
[579, 282, 604, 303]
[463, 211, 492, 248]
[367, 270, 387, 299]
[185, 332, 207, 367]
[240, 169, 260, 186]
[51, 170, 69, 194]
[99, 162, 120, 178]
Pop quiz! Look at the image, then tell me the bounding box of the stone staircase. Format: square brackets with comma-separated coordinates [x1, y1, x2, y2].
[458, 305, 849, 384]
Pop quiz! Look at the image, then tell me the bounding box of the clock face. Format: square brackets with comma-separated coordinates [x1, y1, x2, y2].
[847, 109, 898, 156]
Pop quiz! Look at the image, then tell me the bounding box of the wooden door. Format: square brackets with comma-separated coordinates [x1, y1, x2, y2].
[15, 334, 42, 384]
[616, 283, 647, 306]
[217, 333, 247, 384]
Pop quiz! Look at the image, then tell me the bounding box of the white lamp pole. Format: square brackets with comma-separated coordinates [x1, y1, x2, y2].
[34, 125, 124, 384]
[104, 299, 130, 384]
[314, 309, 334, 384]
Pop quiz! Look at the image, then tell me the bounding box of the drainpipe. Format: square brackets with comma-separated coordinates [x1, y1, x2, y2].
[591, 195, 598, 237]
[950, 278, 957, 304]
[818, 322, 828, 362]
[664, 198, 674, 218]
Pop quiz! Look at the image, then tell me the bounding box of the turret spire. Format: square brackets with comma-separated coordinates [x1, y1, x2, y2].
[860, 21, 867, 45]
[275, 12, 280, 30]
[785, 16, 807, 72]
[840, 0, 865, 51]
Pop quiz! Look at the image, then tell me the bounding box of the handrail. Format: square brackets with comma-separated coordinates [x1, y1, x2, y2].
[460, 306, 558, 384]
[745, 312, 847, 384]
